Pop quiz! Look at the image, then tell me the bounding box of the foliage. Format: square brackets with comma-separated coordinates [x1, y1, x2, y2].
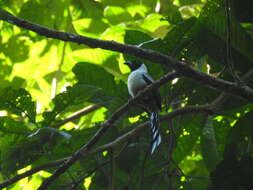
[0, 0, 253, 189]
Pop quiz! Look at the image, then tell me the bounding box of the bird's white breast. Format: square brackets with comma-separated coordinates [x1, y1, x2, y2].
[127, 70, 147, 97]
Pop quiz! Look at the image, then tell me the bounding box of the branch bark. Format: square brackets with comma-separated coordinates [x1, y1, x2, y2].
[1, 9, 253, 101]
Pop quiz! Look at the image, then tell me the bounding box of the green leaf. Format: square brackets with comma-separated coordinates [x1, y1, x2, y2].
[213, 116, 232, 154]
[2, 35, 29, 62]
[173, 113, 205, 163]
[73, 62, 127, 97]
[0, 125, 71, 176]
[72, 18, 109, 37]
[196, 3, 253, 73]
[19, 1, 53, 27]
[0, 87, 36, 122]
[0, 116, 31, 135]
[42, 84, 110, 126]
[137, 13, 169, 33]
[19, 0, 69, 29]
[0, 117, 31, 175]
[163, 17, 197, 57]
[10, 76, 26, 89]
[104, 6, 132, 24]
[72, 0, 104, 19]
[124, 29, 152, 45]
[201, 116, 221, 171]
[228, 110, 253, 155]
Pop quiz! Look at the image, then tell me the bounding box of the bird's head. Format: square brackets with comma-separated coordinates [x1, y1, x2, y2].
[124, 60, 143, 71]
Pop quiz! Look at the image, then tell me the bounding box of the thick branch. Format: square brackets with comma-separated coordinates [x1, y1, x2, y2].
[1, 9, 253, 101]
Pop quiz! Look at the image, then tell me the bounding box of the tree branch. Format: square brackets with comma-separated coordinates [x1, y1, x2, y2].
[70, 159, 109, 190]
[0, 157, 69, 189]
[0, 71, 178, 189]
[91, 105, 211, 154]
[53, 104, 101, 128]
[1, 7, 253, 189]
[210, 68, 253, 108]
[36, 72, 180, 189]
[70, 142, 129, 189]
[0, 103, 210, 189]
[1, 9, 253, 101]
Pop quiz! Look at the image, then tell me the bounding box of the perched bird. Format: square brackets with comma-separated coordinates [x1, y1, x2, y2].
[125, 60, 161, 154]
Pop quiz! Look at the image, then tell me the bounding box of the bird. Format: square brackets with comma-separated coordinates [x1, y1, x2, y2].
[125, 60, 161, 154]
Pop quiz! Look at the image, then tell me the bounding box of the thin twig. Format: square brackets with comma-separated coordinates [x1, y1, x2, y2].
[91, 105, 212, 155]
[171, 159, 191, 184]
[70, 141, 129, 190]
[70, 160, 109, 190]
[53, 105, 101, 128]
[210, 68, 253, 108]
[225, 0, 243, 84]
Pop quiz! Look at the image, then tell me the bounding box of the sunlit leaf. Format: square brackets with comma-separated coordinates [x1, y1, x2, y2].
[104, 6, 132, 24]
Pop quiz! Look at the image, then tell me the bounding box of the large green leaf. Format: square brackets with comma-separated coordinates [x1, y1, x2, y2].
[73, 62, 127, 97]
[19, 0, 68, 29]
[195, 14, 253, 73]
[163, 17, 197, 57]
[201, 116, 221, 171]
[0, 126, 71, 176]
[0, 116, 31, 136]
[42, 84, 110, 126]
[1, 35, 29, 62]
[72, 18, 109, 37]
[104, 6, 132, 25]
[0, 122, 39, 175]
[72, 0, 104, 19]
[173, 113, 205, 163]
[227, 110, 253, 155]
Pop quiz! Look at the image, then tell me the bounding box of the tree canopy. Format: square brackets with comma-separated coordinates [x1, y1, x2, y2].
[0, 0, 253, 189]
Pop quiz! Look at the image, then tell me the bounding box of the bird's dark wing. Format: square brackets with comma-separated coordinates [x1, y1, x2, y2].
[142, 73, 154, 84]
[142, 74, 162, 111]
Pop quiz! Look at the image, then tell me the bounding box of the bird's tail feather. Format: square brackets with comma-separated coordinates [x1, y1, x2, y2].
[150, 112, 161, 154]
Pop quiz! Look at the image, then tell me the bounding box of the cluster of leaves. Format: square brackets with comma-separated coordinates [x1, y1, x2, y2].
[0, 0, 253, 189]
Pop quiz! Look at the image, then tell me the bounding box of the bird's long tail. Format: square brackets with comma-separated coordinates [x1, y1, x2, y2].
[150, 112, 161, 154]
